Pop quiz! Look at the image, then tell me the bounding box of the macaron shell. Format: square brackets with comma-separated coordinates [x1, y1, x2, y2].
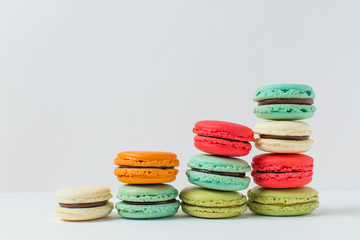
[117, 184, 178, 202]
[247, 200, 319, 216]
[253, 84, 315, 102]
[188, 154, 251, 173]
[117, 176, 176, 184]
[115, 201, 180, 219]
[194, 135, 252, 156]
[251, 170, 313, 188]
[252, 153, 314, 172]
[254, 121, 312, 136]
[114, 151, 179, 167]
[186, 170, 250, 191]
[181, 202, 247, 219]
[56, 202, 114, 221]
[247, 186, 319, 205]
[193, 120, 254, 142]
[254, 104, 316, 120]
[114, 168, 178, 184]
[55, 185, 112, 204]
[179, 186, 247, 207]
[254, 138, 314, 153]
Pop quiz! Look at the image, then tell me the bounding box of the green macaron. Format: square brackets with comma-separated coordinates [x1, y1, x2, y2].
[180, 186, 247, 219]
[115, 184, 180, 219]
[247, 186, 319, 216]
[253, 84, 316, 120]
[186, 154, 251, 191]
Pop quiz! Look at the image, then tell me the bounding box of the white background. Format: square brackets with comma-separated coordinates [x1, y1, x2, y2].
[1, 0, 360, 192]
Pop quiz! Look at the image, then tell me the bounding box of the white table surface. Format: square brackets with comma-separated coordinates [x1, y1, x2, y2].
[1, 189, 359, 240]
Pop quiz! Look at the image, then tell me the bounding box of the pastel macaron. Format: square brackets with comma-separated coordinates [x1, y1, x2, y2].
[55, 185, 114, 221]
[114, 151, 179, 184]
[251, 153, 314, 188]
[254, 121, 314, 153]
[253, 84, 316, 120]
[193, 120, 254, 156]
[180, 186, 247, 218]
[247, 186, 319, 216]
[115, 184, 180, 219]
[186, 154, 251, 191]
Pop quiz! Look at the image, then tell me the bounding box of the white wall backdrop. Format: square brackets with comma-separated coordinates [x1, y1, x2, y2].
[1, 0, 359, 191]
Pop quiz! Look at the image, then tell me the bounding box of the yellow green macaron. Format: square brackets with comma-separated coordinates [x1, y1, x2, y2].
[179, 186, 247, 218]
[247, 186, 319, 216]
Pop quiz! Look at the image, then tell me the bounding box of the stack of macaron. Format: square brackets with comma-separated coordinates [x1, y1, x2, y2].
[113, 151, 181, 219]
[248, 84, 319, 216]
[180, 120, 254, 218]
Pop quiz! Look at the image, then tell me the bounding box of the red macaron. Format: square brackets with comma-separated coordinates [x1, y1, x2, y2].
[251, 153, 313, 188]
[193, 120, 254, 156]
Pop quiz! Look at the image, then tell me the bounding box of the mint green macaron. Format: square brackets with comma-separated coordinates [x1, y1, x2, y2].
[115, 184, 180, 219]
[247, 186, 319, 216]
[253, 84, 316, 120]
[186, 154, 251, 191]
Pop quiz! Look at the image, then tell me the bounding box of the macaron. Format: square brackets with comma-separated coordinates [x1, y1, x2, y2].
[254, 121, 314, 153]
[251, 153, 314, 188]
[114, 151, 179, 184]
[186, 154, 251, 191]
[115, 184, 180, 219]
[193, 120, 254, 156]
[179, 186, 247, 219]
[247, 186, 319, 216]
[253, 84, 316, 120]
[55, 185, 114, 221]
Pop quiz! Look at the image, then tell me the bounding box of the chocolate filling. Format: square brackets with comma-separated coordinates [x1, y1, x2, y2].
[258, 98, 314, 106]
[259, 134, 309, 140]
[118, 165, 174, 169]
[122, 199, 176, 205]
[198, 135, 249, 143]
[59, 200, 108, 208]
[192, 168, 246, 178]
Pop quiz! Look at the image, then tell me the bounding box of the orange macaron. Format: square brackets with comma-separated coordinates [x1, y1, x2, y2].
[114, 151, 180, 184]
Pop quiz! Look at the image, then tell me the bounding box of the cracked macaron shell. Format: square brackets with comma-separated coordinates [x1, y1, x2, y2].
[253, 84, 315, 102]
[254, 104, 316, 120]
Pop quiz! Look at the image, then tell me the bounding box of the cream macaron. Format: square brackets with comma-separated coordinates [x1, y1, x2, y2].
[254, 121, 314, 153]
[55, 185, 114, 221]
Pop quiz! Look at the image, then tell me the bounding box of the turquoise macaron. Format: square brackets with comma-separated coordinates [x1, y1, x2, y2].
[186, 154, 251, 191]
[115, 184, 180, 219]
[253, 84, 316, 120]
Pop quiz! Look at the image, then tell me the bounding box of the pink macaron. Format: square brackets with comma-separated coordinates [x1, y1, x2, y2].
[193, 120, 254, 156]
[251, 153, 314, 188]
